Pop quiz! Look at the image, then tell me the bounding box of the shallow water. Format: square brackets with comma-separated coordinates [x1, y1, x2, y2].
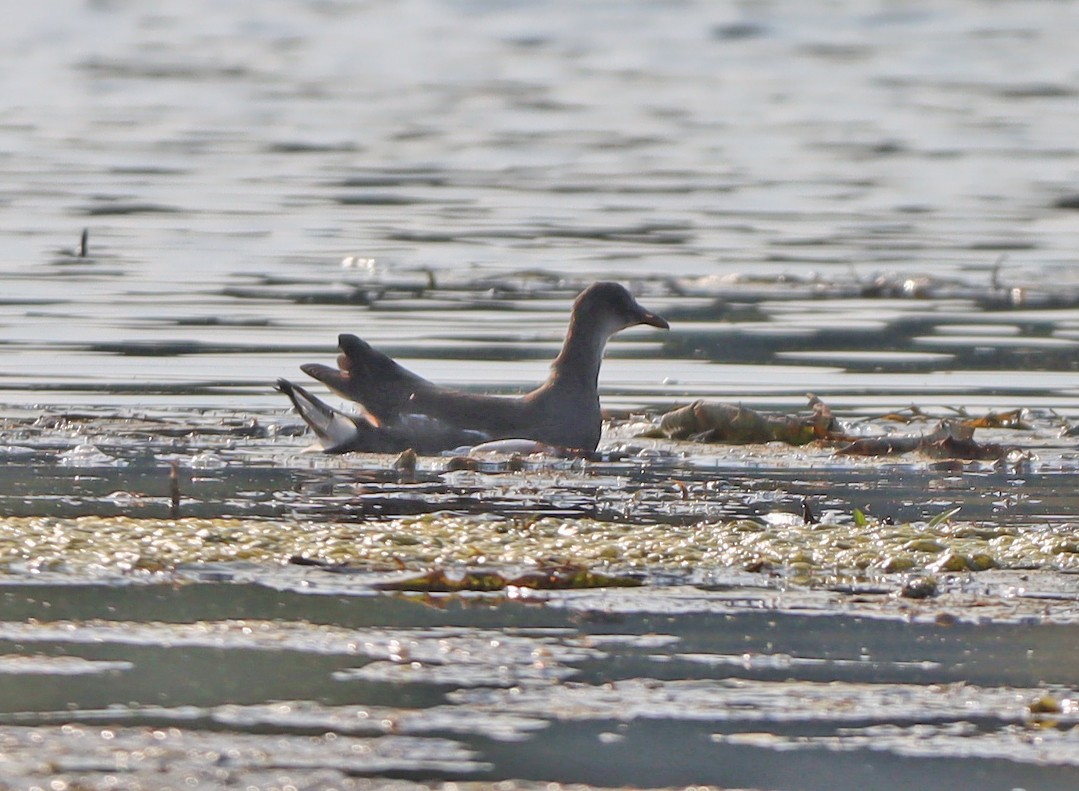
[3, 1, 1079, 789]
[0, 571, 1076, 790]
[5, 0, 1079, 410]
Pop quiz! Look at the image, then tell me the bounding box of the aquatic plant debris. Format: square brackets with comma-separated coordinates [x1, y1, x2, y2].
[370, 563, 644, 592]
[0, 513, 1077, 578]
[650, 394, 837, 445]
[648, 398, 1035, 460]
[836, 419, 1018, 460]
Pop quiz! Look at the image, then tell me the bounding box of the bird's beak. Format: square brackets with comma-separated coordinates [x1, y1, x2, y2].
[637, 309, 670, 330]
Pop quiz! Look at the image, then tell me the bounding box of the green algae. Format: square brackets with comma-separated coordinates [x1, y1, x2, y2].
[0, 512, 1075, 578]
[371, 565, 643, 592]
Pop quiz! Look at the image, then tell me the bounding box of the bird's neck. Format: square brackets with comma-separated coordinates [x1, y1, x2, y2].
[548, 313, 615, 391]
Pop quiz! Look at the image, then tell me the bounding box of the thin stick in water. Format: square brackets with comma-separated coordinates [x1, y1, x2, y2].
[169, 461, 180, 519]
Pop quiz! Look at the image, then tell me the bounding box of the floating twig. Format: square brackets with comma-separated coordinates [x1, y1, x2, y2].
[169, 461, 180, 519]
[990, 253, 1008, 290]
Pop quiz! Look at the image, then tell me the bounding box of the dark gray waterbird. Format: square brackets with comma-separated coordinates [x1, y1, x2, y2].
[277, 281, 669, 454]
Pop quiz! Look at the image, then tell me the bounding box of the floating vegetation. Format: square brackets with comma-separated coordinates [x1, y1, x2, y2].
[836, 420, 1019, 460]
[370, 563, 643, 592]
[646, 397, 1040, 461]
[0, 511, 1076, 578]
[650, 394, 836, 445]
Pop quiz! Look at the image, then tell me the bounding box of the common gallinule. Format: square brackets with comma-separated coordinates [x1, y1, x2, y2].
[277, 281, 669, 453]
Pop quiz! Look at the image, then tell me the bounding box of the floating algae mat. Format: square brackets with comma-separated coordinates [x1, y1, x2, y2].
[1, 510, 1078, 578]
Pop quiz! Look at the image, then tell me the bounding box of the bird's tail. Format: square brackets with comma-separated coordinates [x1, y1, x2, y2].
[276, 378, 375, 453]
[298, 333, 431, 424]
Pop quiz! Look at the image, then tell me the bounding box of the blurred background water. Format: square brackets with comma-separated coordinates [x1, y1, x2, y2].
[3, 0, 1079, 411]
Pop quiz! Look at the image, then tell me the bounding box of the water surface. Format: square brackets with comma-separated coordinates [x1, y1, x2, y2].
[2, 1, 1079, 789]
